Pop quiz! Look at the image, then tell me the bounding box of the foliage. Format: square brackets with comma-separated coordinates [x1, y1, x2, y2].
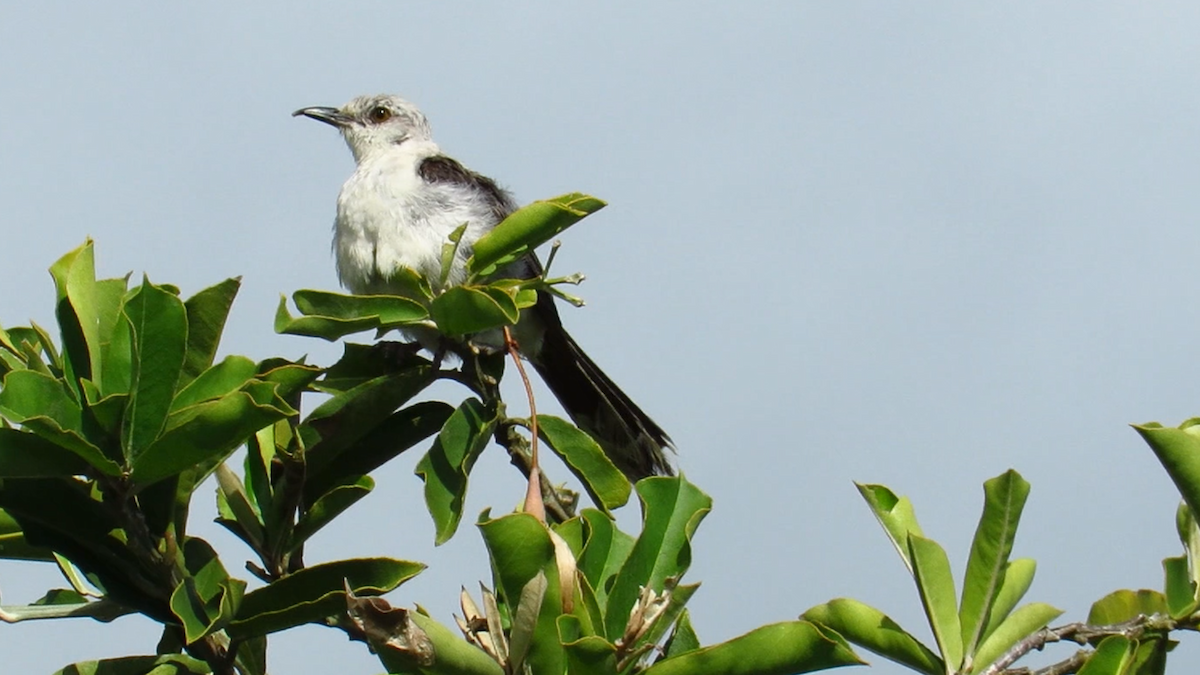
[0, 196, 859, 674]
[5, 194, 1200, 674]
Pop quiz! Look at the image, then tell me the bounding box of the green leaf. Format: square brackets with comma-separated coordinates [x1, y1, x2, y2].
[439, 222, 469, 291]
[604, 476, 711, 640]
[304, 401, 451, 506]
[49, 654, 212, 675]
[468, 193, 607, 277]
[293, 289, 429, 326]
[1077, 635, 1134, 675]
[274, 291, 428, 341]
[300, 368, 435, 464]
[663, 608, 701, 659]
[0, 370, 120, 475]
[537, 415, 631, 511]
[131, 383, 294, 487]
[981, 558, 1037, 640]
[1163, 555, 1196, 618]
[909, 534, 963, 671]
[121, 278, 188, 460]
[170, 355, 257, 412]
[256, 358, 322, 402]
[179, 277, 241, 389]
[228, 557, 424, 638]
[802, 598, 942, 675]
[970, 603, 1063, 674]
[641, 621, 864, 675]
[1088, 590, 1168, 625]
[0, 427, 89, 477]
[1134, 422, 1200, 526]
[290, 475, 374, 551]
[478, 512, 564, 675]
[560, 615, 619, 675]
[429, 286, 518, 336]
[48, 240, 100, 393]
[1175, 500, 1200, 605]
[959, 470, 1030, 657]
[80, 378, 127, 437]
[169, 537, 245, 643]
[215, 463, 265, 551]
[857, 482, 924, 573]
[415, 398, 498, 544]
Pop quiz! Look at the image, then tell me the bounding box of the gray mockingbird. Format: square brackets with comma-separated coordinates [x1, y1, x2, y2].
[294, 94, 673, 481]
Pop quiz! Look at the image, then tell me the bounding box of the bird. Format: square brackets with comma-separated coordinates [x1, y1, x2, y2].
[294, 94, 673, 481]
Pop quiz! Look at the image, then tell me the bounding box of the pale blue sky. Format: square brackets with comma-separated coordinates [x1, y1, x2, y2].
[3, 3, 1200, 673]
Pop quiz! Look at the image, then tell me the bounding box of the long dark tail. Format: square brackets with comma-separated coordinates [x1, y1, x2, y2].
[528, 302, 674, 482]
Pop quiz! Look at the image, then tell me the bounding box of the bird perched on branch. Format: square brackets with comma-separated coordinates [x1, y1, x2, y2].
[294, 94, 673, 481]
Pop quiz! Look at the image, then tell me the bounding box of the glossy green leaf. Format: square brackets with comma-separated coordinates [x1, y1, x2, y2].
[663, 608, 701, 659]
[960, 470, 1030, 657]
[121, 278, 188, 460]
[274, 295, 385, 341]
[0, 427, 89, 477]
[290, 475, 374, 551]
[293, 289, 428, 326]
[215, 463, 264, 551]
[80, 379, 126, 437]
[300, 368, 434, 464]
[604, 476, 711, 640]
[438, 222, 469, 290]
[802, 598, 941, 675]
[857, 482, 924, 573]
[131, 383, 294, 487]
[1163, 555, 1196, 618]
[304, 400, 451, 505]
[256, 358, 322, 402]
[970, 603, 1062, 674]
[641, 621, 864, 675]
[179, 277, 240, 389]
[228, 557, 425, 638]
[468, 193, 607, 277]
[48, 240, 100, 392]
[415, 398, 498, 544]
[0, 370, 120, 475]
[478, 512, 563, 675]
[1134, 422, 1200, 525]
[169, 537, 245, 643]
[1077, 635, 1134, 675]
[1175, 500, 1200, 596]
[49, 654, 211, 675]
[170, 355, 257, 412]
[429, 286, 517, 335]
[560, 615, 619, 675]
[537, 415, 630, 511]
[1088, 589, 1168, 625]
[981, 558, 1037, 640]
[909, 534, 962, 671]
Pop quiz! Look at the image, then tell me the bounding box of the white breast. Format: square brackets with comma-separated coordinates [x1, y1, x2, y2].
[332, 142, 499, 294]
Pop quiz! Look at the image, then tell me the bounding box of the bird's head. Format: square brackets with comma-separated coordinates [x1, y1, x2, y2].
[293, 94, 433, 162]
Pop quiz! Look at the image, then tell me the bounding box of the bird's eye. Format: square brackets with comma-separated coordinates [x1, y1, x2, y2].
[368, 106, 392, 124]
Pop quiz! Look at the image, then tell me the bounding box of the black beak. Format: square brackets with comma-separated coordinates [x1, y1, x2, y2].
[292, 106, 353, 127]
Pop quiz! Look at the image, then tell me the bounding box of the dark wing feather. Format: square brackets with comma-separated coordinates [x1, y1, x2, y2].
[418, 155, 519, 223]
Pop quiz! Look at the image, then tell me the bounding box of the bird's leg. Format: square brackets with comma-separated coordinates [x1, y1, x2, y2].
[503, 326, 545, 523]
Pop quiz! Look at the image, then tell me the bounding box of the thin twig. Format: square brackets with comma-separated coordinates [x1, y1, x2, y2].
[502, 327, 538, 468]
[979, 614, 1177, 675]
